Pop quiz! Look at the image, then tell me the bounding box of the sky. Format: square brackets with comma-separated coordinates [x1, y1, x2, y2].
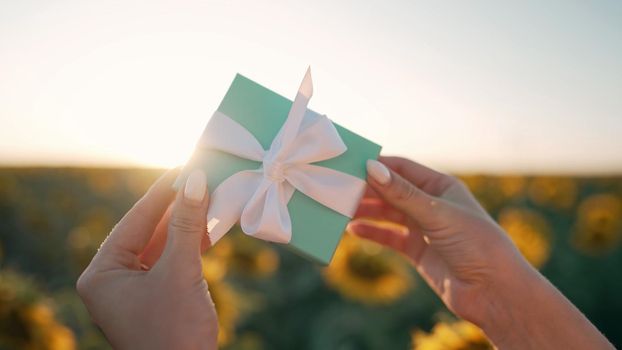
[0, 0, 621, 173]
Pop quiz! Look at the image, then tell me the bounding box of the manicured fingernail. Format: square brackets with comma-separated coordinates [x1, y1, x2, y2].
[184, 169, 207, 203]
[140, 263, 150, 271]
[367, 159, 391, 185]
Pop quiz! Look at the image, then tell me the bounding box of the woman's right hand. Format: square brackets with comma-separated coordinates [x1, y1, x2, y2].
[349, 156, 613, 349]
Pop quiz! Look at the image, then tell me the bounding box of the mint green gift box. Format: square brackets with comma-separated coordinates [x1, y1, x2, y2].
[177, 73, 381, 264]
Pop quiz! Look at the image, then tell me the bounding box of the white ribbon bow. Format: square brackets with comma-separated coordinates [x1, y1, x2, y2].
[199, 68, 366, 244]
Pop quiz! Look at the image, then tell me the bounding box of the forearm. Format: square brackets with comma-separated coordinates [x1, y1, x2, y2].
[481, 265, 613, 350]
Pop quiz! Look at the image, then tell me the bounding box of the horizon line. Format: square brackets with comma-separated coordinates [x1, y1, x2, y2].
[1, 161, 621, 176]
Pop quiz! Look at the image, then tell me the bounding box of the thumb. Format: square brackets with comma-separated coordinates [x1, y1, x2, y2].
[159, 169, 210, 268]
[366, 159, 452, 230]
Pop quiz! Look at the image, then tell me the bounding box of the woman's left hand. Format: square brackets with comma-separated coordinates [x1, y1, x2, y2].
[77, 169, 218, 350]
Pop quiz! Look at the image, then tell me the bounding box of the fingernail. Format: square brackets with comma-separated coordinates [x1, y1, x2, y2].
[140, 263, 150, 271]
[184, 169, 207, 203]
[367, 159, 391, 185]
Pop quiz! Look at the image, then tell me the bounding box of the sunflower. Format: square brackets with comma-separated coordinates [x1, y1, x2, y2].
[459, 175, 487, 195]
[459, 175, 502, 211]
[498, 175, 527, 200]
[209, 229, 279, 278]
[459, 175, 526, 212]
[498, 208, 552, 269]
[572, 193, 622, 255]
[0, 271, 76, 350]
[528, 177, 577, 210]
[412, 320, 492, 350]
[323, 234, 414, 305]
[21, 303, 77, 350]
[201, 256, 241, 346]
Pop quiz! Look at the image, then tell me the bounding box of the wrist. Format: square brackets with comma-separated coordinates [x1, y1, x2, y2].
[460, 235, 554, 349]
[476, 255, 613, 349]
[477, 261, 545, 348]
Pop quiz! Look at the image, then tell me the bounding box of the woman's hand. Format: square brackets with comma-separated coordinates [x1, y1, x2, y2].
[351, 156, 524, 327]
[349, 156, 613, 349]
[77, 169, 218, 350]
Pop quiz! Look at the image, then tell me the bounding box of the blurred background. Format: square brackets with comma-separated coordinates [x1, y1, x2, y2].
[1, 0, 621, 349]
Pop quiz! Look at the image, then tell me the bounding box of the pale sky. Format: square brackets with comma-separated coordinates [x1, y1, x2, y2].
[1, 0, 621, 173]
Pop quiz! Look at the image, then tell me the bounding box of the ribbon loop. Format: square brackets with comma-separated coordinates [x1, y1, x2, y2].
[199, 68, 366, 244]
[199, 111, 265, 162]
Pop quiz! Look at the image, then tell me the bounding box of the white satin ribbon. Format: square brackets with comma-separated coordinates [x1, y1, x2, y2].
[199, 68, 366, 244]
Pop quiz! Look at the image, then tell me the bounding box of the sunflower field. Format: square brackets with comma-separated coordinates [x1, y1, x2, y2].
[0, 168, 621, 349]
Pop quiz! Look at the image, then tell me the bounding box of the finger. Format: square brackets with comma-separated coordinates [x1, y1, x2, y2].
[348, 220, 427, 264]
[354, 198, 408, 224]
[362, 185, 381, 199]
[348, 221, 406, 250]
[366, 159, 452, 230]
[200, 231, 212, 253]
[379, 156, 455, 196]
[348, 221, 426, 262]
[101, 168, 178, 257]
[379, 156, 486, 216]
[157, 169, 210, 270]
[138, 204, 173, 268]
[140, 194, 213, 269]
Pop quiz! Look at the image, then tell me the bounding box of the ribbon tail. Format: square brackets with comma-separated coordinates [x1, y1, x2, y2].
[240, 179, 296, 243]
[285, 164, 366, 218]
[206, 170, 263, 243]
[269, 67, 313, 158]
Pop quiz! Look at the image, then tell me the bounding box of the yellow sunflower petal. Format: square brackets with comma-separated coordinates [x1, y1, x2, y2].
[324, 234, 414, 305]
[498, 207, 552, 269]
[412, 320, 492, 350]
[572, 193, 622, 255]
